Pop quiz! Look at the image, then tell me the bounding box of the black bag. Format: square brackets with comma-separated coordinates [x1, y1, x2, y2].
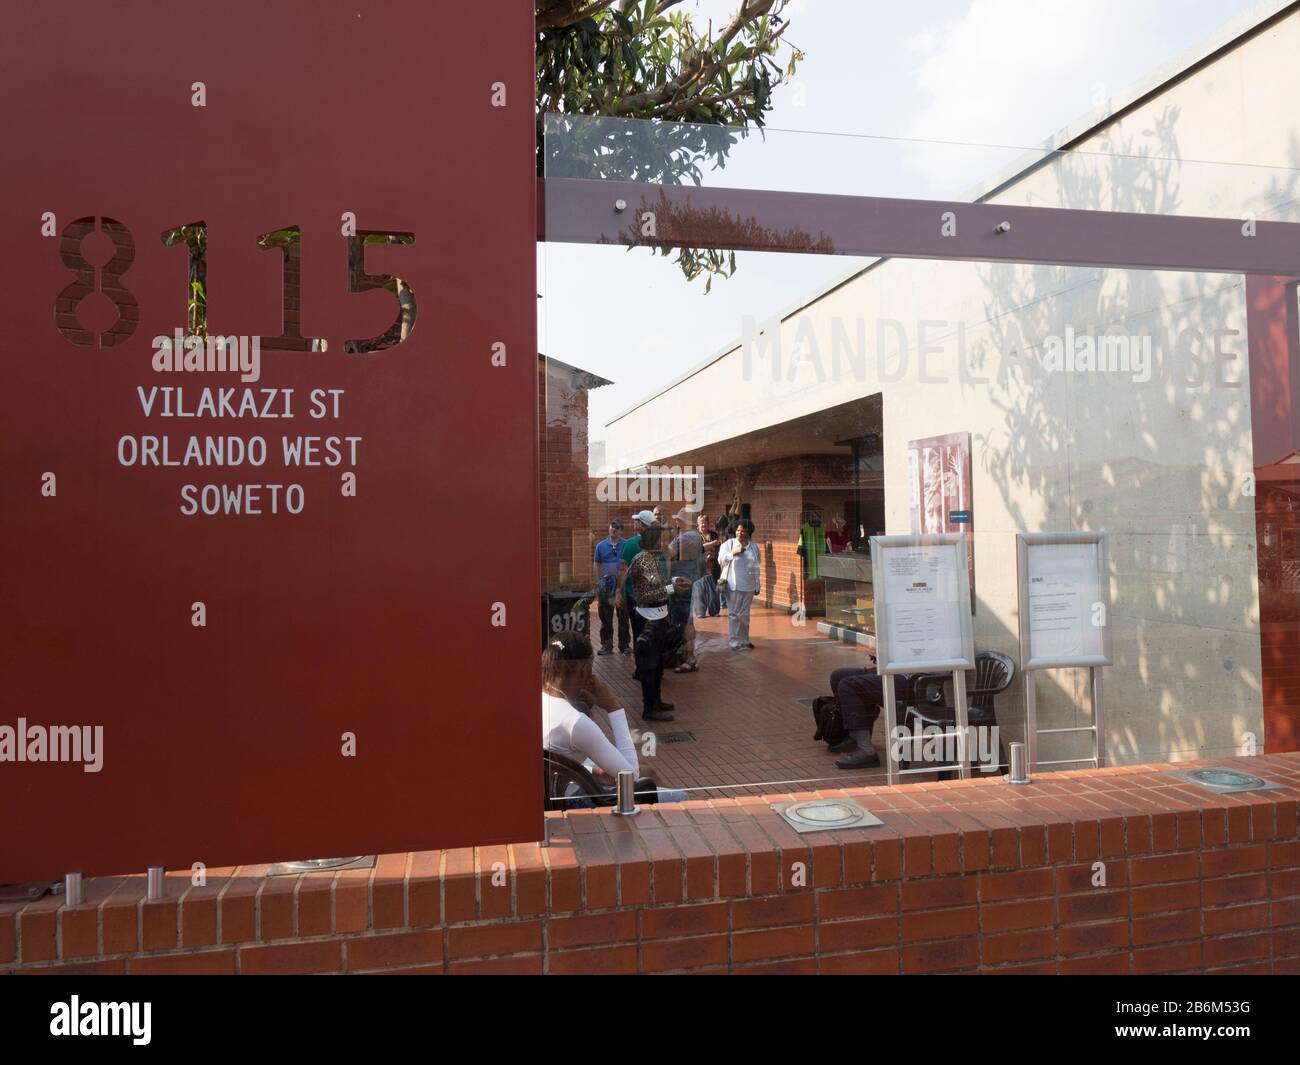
[811, 694, 847, 748]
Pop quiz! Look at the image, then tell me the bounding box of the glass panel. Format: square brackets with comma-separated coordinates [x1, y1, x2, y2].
[544, 113, 1300, 221]
[539, 115, 1300, 805]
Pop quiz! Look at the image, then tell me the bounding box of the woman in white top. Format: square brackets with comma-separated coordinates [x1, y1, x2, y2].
[541, 631, 687, 803]
[717, 518, 761, 650]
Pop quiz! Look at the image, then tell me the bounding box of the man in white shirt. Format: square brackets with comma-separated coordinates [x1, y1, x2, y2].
[717, 518, 760, 650]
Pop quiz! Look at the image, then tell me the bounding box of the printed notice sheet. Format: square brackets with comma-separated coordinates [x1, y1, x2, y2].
[1026, 541, 1103, 661]
[881, 545, 964, 664]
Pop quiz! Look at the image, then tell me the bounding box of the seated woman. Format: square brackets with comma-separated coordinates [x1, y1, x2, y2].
[542, 631, 687, 803]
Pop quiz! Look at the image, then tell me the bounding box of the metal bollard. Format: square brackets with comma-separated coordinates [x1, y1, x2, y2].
[146, 866, 165, 900]
[63, 872, 83, 907]
[612, 770, 639, 816]
[1008, 742, 1031, 785]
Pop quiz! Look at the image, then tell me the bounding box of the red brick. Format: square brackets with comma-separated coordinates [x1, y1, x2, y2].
[370, 853, 408, 930]
[447, 920, 542, 960]
[983, 929, 1054, 965]
[980, 868, 1054, 902]
[1133, 941, 1202, 974]
[982, 898, 1055, 933]
[408, 852, 442, 927]
[477, 847, 513, 921]
[18, 907, 57, 963]
[640, 933, 727, 973]
[1132, 910, 1200, 945]
[444, 848, 477, 922]
[59, 905, 99, 959]
[0, 908, 17, 964]
[1060, 951, 1130, 974]
[239, 939, 342, 974]
[549, 944, 637, 975]
[730, 924, 815, 963]
[140, 898, 178, 952]
[1131, 881, 1201, 915]
[1204, 902, 1269, 936]
[819, 948, 899, 974]
[333, 870, 370, 934]
[819, 916, 897, 952]
[548, 911, 636, 949]
[295, 877, 332, 938]
[257, 878, 296, 940]
[1059, 920, 1130, 955]
[902, 906, 978, 942]
[1204, 932, 1271, 967]
[14, 959, 126, 975]
[449, 954, 542, 975]
[345, 930, 443, 972]
[871, 836, 903, 882]
[128, 949, 236, 975]
[1056, 860, 1128, 894]
[640, 903, 728, 940]
[731, 894, 814, 930]
[816, 884, 897, 921]
[1203, 873, 1267, 906]
[1200, 845, 1267, 878]
[733, 956, 818, 974]
[900, 877, 977, 911]
[902, 937, 978, 973]
[1059, 891, 1128, 924]
[1130, 852, 1200, 886]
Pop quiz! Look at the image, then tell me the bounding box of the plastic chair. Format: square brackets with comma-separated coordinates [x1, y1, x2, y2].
[900, 650, 1016, 777]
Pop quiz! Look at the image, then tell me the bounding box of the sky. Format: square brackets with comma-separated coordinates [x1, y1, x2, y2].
[538, 0, 1271, 469]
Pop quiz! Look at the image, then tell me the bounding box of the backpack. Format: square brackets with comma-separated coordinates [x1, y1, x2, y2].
[811, 694, 847, 748]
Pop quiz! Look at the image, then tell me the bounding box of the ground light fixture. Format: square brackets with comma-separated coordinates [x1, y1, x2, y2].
[1166, 767, 1283, 793]
[773, 798, 883, 834]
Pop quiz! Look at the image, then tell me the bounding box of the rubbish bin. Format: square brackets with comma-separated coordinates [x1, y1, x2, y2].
[542, 589, 593, 648]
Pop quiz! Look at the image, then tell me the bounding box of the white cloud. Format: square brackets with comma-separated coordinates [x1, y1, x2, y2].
[906, 0, 1158, 148]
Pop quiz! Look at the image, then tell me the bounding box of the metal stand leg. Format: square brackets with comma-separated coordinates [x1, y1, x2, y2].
[1025, 671, 1039, 772]
[952, 668, 971, 779]
[883, 674, 899, 785]
[1091, 667, 1105, 768]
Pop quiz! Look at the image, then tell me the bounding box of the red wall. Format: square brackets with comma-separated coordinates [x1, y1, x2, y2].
[0, 0, 540, 881]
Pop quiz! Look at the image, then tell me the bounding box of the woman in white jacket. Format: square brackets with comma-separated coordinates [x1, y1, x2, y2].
[541, 631, 686, 803]
[717, 518, 761, 650]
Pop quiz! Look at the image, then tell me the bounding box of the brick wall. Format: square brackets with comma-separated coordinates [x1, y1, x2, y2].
[4, 754, 1299, 974]
[540, 360, 591, 590]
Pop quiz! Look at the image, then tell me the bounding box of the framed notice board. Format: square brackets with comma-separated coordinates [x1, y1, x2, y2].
[870, 533, 975, 675]
[1016, 532, 1112, 670]
[0, 0, 540, 881]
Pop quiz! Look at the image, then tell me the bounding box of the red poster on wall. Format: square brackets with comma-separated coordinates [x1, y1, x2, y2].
[0, 1, 540, 882]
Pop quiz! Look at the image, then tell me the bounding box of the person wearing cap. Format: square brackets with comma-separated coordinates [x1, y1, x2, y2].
[627, 522, 686, 722]
[616, 510, 655, 645]
[592, 518, 630, 655]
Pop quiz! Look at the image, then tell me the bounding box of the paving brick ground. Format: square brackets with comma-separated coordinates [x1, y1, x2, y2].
[593, 604, 896, 797]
